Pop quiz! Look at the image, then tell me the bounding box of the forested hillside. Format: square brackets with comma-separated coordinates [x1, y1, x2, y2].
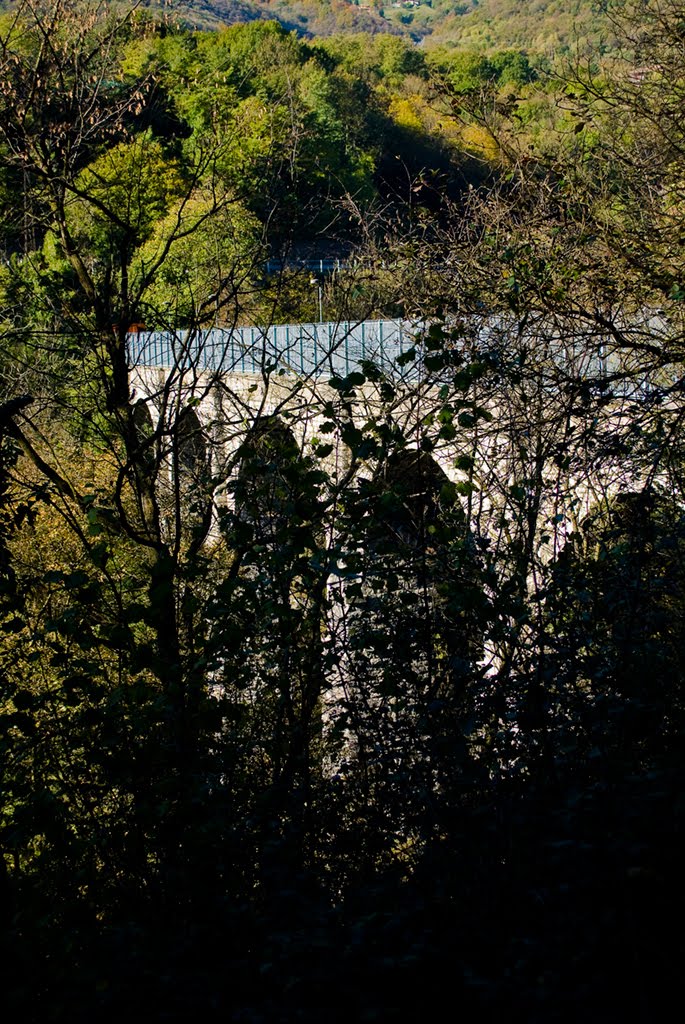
[0, 1, 684, 1022]
[141, 0, 614, 50]
[0, 6, 549, 323]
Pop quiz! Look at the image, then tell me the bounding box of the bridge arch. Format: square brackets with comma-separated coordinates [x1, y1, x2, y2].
[175, 407, 207, 480]
[343, 447, 479, 683]
[366, 448, 459, 552]
[232, 415, 318, 547]
[132, 397, 154, 439]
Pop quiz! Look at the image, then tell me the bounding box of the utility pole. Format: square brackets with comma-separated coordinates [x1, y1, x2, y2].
[310, 276, 323, 322]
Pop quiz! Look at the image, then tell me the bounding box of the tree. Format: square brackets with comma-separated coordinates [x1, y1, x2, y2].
[134, 187, 265, 326]
[0, 2, 278, 989]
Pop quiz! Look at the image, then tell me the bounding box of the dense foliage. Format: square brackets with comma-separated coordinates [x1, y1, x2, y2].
[0, 1, 684, 1021]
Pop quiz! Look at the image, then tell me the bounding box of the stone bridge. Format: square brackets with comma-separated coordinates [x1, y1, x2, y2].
[127, 315, 650, 546]
[126, 314, 673, 767]
[128, 319, 438, 491]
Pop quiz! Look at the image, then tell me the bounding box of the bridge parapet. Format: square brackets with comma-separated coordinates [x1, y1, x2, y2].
[127, 320, 417, 379]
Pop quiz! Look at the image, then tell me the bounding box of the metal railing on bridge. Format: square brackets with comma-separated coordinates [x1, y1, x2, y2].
[126, 314, 670, 396]
[127, 320, 414, 378]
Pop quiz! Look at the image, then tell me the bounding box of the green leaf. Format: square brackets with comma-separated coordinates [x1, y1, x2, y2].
[396, 346, 416, 367]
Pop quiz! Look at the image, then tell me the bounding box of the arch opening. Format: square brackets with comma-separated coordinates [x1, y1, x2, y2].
[233, 416, 314, 546]
[176, 407, 207, 478]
